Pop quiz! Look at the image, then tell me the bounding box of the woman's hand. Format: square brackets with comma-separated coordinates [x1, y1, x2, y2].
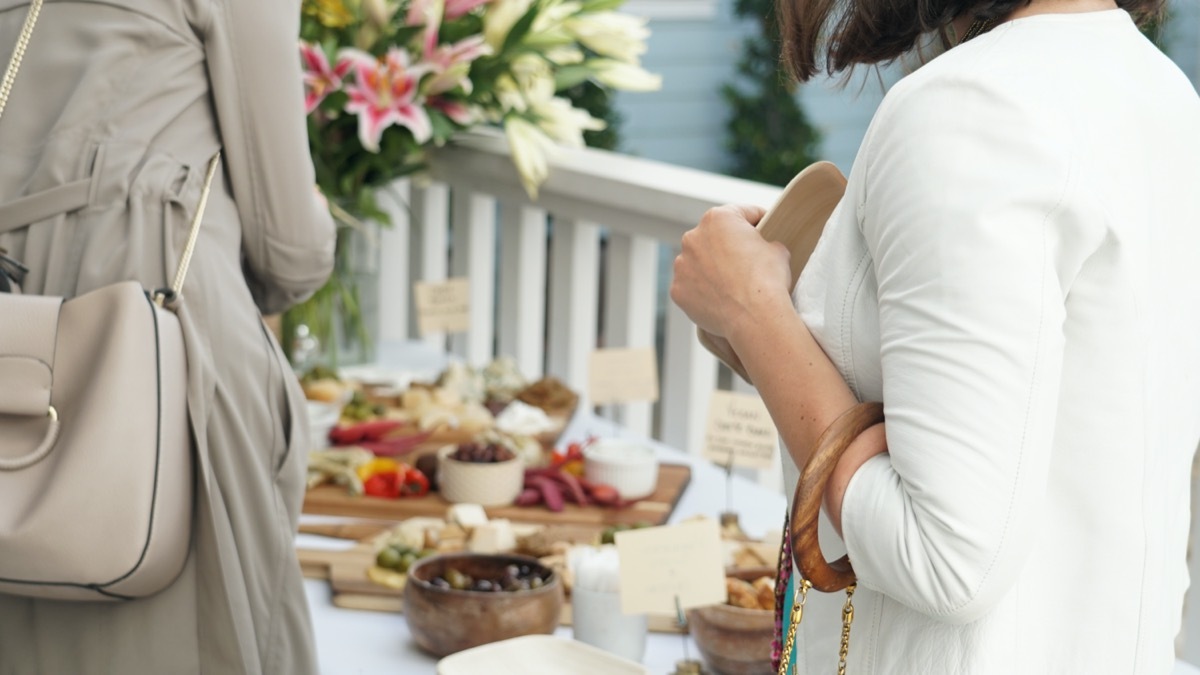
[669, 205, 793, 339]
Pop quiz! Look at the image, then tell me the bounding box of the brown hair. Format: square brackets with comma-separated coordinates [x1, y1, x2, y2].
[779, 0, 1167, 82]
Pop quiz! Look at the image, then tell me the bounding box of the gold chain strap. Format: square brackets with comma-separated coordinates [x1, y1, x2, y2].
[777, 578, 809, 675]
[838, 584, 857, 675]
[155, 152, 222, 306]
[959, 17, 997, 44]
[777, 579, 858, 675]
[0, 0, 44, 123]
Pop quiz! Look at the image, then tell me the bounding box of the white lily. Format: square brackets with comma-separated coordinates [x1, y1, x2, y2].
[483, 0, 534, 50]
[590, 59, 662, 91]
[533, 0, 583, 31]
[505, 116, 558, 198]
[511, 53, 556, 104]
[494, 74, 528, 112]
[363, 0, 400, 27]
[564, 12, 649, 63]
[545, 45, 584, 66]
[532, 96, 605, 148]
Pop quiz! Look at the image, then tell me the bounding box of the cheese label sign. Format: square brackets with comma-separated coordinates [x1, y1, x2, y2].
[615, 519, 726, 615]
[588, 347, 659, 405]
[414, 278, 470, 336]
[703, 390, 778, 469]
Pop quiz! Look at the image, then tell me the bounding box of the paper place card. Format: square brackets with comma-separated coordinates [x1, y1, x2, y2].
[615, 519, 726, 615]
[413, 278, 470, 336]
[588, 347, 660, 406]
[703, 390, 778, 469]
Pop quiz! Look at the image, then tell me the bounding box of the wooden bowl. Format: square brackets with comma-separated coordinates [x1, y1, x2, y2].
[685, 567, 777, 675]
[403, 553, 563, 657]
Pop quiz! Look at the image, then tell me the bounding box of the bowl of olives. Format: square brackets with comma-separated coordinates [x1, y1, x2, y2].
[437, 442, 525, 506]
[403, 553, 563, 657]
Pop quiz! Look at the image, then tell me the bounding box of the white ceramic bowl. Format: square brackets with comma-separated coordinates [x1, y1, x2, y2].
[437, 445, 525, 507]
[306, 400, 342, 450]
[583, 440, 659, 500]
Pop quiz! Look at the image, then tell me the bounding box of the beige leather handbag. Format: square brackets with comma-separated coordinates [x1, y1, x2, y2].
[0, 0, 208, 601]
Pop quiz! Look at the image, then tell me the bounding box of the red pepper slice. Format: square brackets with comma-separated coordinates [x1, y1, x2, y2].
[399, 467, 430, 497]
[363, 472, 400, 499]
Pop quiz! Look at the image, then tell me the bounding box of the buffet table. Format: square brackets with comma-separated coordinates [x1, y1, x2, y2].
[300, 408, 785, 675]
[298, 342, 1200, 674]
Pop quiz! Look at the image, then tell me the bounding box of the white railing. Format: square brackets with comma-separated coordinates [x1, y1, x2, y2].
[372, 130, 781, 483]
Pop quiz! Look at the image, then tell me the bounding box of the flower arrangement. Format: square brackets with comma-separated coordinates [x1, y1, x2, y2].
[287, 0, 660, 363]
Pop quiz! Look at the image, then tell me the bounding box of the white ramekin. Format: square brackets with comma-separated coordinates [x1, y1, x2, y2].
[437, 445, 525, 506]
[583, 440, 659, 500]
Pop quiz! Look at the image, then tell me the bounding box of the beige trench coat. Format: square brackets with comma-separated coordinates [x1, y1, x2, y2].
[0, 0, 336, 672]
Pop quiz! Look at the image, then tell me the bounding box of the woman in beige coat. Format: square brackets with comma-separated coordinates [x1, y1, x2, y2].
[0, 0, 335, 672]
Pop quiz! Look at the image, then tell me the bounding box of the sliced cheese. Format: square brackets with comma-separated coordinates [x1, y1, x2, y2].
[468, 519, 517, 554]
[446, 503, 489, 529]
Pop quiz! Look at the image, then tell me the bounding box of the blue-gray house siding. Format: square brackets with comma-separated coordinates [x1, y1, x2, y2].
[616, 0, 1200, 177]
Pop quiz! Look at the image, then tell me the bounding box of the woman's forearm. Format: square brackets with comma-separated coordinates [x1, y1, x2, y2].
[726, 292, 887, 533]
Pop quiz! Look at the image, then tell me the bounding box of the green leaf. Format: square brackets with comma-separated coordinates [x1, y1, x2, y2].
[579, 0, 626, 13]
[440, 14, 485, 43]
[429, 108, 459, 140]
[501, 0, 543, 53]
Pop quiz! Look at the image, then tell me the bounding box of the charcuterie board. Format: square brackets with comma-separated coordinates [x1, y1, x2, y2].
[297, 538, 685, 633]
[303, 463, 691, 527]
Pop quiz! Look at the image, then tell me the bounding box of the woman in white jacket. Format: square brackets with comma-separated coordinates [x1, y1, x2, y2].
[670, 0, 1200, 670]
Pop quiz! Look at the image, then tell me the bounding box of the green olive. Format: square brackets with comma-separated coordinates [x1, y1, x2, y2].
[376, 547, 403, 570]
[398, 553, 418, 573]
[445, 568, 471, 590]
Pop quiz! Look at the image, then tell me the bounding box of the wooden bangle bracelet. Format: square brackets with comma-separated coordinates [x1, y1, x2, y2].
[789, 401, 885, 592]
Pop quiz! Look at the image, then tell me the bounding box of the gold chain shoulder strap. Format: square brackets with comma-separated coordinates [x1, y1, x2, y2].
[0, 0, 42, 122]
[0, 0, 220, 306]
[155, 152, 222, 307]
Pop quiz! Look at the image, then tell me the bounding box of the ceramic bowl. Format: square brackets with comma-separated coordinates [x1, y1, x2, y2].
[404, 553, 563, 657]
[437, 445, 524, 506]
[583, 440, 659, 500]
[686, 567, 777, 675]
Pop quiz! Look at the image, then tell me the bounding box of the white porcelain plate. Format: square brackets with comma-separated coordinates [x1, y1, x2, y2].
[436, 635, 649, 675]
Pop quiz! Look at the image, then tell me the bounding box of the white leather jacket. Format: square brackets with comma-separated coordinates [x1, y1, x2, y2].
[782, 10, 1200, 674]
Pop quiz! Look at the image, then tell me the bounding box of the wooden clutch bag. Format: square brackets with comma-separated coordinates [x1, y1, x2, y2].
[697, 161, 847, 382]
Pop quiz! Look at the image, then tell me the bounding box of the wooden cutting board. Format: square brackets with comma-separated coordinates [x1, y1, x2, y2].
[303, 463, 691, 527]
[298, 540, 684, 633]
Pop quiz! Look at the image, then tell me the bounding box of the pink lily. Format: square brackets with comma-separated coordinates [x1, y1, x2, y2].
[341, 48, 433, 151]
[405, 0, 444, 62]
[445, 0, 493, 20]
[421, 35, 492, 95]
[300, 42, 352, 114]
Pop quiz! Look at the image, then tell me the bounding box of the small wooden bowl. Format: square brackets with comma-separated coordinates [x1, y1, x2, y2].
[403, 553, 563, 657]
[686, 567, 777, 675]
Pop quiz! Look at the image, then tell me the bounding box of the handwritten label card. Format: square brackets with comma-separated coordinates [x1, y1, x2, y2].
[703, 390, 778, 469]
[413, 278, 470, 336]
[615, 519, 726, 615]
[588, 347, 660, 406]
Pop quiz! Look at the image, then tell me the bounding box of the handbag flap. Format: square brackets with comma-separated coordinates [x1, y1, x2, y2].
[0, 293, 61, 417]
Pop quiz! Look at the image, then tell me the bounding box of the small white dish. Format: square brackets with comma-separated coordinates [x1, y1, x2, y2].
[437, 634, 647, 675]
[305, 400, 342, 450]
[583, 440, 659, 500]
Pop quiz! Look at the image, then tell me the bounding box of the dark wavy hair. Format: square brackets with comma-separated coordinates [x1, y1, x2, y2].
[779, 0, 1167, 81]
